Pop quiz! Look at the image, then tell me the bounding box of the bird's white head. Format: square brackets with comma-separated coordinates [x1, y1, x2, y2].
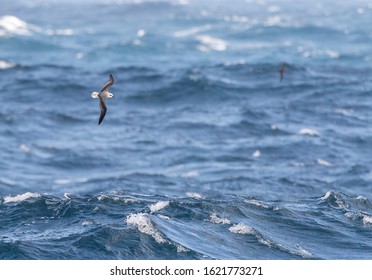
[108, 93, 114, 98]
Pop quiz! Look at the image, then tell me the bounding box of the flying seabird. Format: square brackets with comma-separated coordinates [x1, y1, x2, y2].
[91, 73, 115, 125]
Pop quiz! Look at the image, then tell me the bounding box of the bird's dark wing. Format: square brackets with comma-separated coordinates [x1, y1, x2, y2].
[98, 99, 107, 125]
[100, 73, 114, 92]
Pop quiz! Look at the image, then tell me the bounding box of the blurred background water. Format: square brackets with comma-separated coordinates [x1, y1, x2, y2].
[1, 0, 372, 259]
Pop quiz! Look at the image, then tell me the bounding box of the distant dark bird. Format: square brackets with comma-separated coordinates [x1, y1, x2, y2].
[279, 63, 285, 82]
[91, 74, 115, 125]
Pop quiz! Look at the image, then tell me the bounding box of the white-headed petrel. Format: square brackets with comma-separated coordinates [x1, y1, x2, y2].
[91, 73, 114, 125]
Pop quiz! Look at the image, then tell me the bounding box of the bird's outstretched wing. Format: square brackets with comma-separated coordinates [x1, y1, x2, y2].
[100, 73, 114, 92]
[98, 99, 107, 125]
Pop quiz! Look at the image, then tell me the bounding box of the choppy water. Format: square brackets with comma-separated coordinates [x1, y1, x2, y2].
[1, 0, 372, 260]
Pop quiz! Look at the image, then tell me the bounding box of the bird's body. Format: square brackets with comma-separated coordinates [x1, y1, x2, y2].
[91, 74, 114, 125]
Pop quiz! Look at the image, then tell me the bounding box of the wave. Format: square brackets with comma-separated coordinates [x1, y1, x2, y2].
[1, 190, 371, 259]
[0, 60, 16, 70]
[0, 15, 74, 37]
[3, 192, 41, 203]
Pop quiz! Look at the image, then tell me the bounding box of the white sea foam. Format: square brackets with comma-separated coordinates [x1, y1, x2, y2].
[0, 60, 16, 69]
[97, 194, 137, 204]
[295, 244, 313, 258]
[3, 192, 41, 203]
[180, 170, 199, 178]
[54, 177, 88, 185]
[320, 191, 333, 200]
[320, 191, 348, 209]
[137, 29, 146, 37]
[0, 15, 73, 37]
[362, 214, 372, 225]
[0, 15, 35, 36]
[176, 245, 189, 253]
[82, 220, 94, 226]
[186, 192, 204, 199]
[325, 49, 339, 59]
[173, 25, 211, 37]
[335, 108, 354, 116]
[244, 199, 269, 209]
[208, 213, 231, 225]
[264, 15, 282, 26]
[252, 150, 261, 158]
[229, 223, 254, 235]
[55, 29, 74, 36]
[196, 35, 227, 52]
[299, 128, 320, 136]
[126, 213, 168, 244]
[149, 201, 170, 213]
[345, 212, 372, 226]
[54, 179, 71, 185]
[19, 144, 32, 153]
[316, 158, 333, 167]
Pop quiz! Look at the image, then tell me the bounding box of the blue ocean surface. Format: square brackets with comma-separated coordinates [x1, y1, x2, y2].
[1, 0, 372, 260]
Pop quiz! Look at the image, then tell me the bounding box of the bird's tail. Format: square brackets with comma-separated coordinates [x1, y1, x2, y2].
[91, 92, 99, 98]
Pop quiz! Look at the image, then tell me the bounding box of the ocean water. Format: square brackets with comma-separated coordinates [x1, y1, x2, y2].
[1, 0, 372, 260]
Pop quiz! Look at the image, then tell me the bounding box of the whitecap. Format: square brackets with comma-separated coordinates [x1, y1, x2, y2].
[320, 191, 348, 209]
[64, 193, 72, 200]
[345, 212, 372, 226]
[137, 29, 146, 37]
[320, 190, 333, 200]
[252, 150, 261, 158]
[244, 199, 269, 209]
[180, 170, 199, 178]
[19, 144, 32, 153]
[173, 25, 211, 37]
[3, 192, 41, 203]
[149, 201, 170, 213]
[229, 224, 273, 247]
[0, 60, 16, 69]
[186, 192, 204, 199]
[176, 245, 189, 253]
[208, 213, 231, 225]
[362, 214, 372, 225]
[157, 214, 171, 220]
[264, 15, 282, 26]
[229, 223, 254, 235]
[316, 158, 333, 167]
[295, 244, 313, 258]
[325, 49, 339, 59]
[82, 220, 94, 226]
[335, 108, 354, 116]
[126, 213, 168, 244]
[299, 128, 320, 136]
[196, 35, 227, 52]
[54, 177, 88, 185]
[55, 29, 74, 36]
[54, 179, 71, 185]
[0, 15, 30, 35]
